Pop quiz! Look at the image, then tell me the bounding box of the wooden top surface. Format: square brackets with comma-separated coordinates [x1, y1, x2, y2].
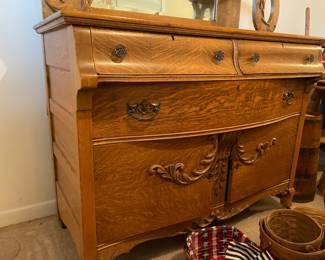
[35, 8, 325, 45]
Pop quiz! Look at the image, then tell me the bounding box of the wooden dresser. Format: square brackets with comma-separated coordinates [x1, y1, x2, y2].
[35, 8, 324, 260]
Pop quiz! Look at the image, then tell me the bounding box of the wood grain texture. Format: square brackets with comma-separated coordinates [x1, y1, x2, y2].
[34, 9, 325, 45]
[44, 24, 97, 260]
[94, 136, 218, 244]
[238, 41, 323, 75]
[56, 185, 82, 255]
[53, 144, 81, 224]
[228, 117, 299, 203]
[36, 8, 324, 260]
[91, 28, 237, 76]
[216, 0, 241, 28]
[92, 79, 304, 140]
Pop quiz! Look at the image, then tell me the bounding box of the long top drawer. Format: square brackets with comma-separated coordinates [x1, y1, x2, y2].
[91, 28, 323, 77]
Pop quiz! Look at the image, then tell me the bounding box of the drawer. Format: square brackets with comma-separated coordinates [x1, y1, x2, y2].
[227, 116, 299, 203]
[94, 136, 220, 244]
[92, 79, 304, 140]
[237, 40, 323, 74]
[91, 28, 237, 75]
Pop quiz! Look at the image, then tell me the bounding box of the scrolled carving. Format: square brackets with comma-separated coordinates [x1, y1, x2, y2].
[232, 137, 277, 169]
[149, 135, 219, 185]
[149, 163, 203, 185]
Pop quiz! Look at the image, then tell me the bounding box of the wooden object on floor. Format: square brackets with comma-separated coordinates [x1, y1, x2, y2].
[294, 113, 322, 202]
[308, 81, 325, 195]
[35, 4, 324, 260]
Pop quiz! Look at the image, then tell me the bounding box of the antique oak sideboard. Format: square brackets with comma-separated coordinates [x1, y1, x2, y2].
[35, 8, 324, 260]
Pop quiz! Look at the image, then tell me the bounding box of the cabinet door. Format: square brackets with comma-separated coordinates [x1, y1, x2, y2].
[94, 135, 221, 245]
[227, 117, 299, 203]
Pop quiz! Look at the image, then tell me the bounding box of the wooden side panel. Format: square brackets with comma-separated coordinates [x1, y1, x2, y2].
[56, 185, 82, 254]
[228, 116, 299, 202]
[238, 40, 323, 74]
[48, 68, 75, 114]
[51, 113, 79, 169]
[44, 27, 71, 70]
[54, 146, 81, 224]
[44, 25, 98, 260]
[91, 28, 237, 76]
[92, 79, 304, 140]
[94, 136, 218, 244]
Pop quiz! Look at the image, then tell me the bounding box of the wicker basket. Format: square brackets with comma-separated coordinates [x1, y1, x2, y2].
[293, 206, 325, 229]
[185, 225, 255, 260]
[264, 209, 323, 252]
[260, 220, 325, 260]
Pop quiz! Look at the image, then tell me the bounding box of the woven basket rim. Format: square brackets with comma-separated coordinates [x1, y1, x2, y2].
[260, 220, 325, 257]
[265, 209, 323, 248]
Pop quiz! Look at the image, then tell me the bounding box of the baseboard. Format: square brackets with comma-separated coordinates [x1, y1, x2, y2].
[0, 200, 57, 228]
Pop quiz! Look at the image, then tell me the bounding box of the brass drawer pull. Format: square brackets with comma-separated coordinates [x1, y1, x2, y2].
[305, 54, 315, 64]
[214, 51, 225, 63]
[283, 90, 296, 105]
[127, 99, 160, 121]
[112, 44, 128, 62]
[251, 53, 260, 63]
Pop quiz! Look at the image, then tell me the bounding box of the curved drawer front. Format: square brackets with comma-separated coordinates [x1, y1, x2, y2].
[227, 116, 299, 203]
[92, 79, 304, 140]
[238, 40, 323, 74]
[94, 136, 219, 244]
[91, 28, 237, 75]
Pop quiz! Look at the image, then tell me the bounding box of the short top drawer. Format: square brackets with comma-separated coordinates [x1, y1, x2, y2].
[237, 40, 323, 75]
[92, 79, 304, 140]
[91, 28, 237, 76]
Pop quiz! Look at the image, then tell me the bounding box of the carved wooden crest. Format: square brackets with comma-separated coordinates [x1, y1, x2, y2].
[253, 0, 280, 32]
[42, 0, 91, 17]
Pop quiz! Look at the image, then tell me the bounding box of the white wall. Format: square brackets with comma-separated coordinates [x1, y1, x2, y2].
[0, 1, 324, 228]
[0, 0, 56, 227]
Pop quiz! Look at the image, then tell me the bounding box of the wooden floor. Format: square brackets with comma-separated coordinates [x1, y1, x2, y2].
[0, 195, 323, 260]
